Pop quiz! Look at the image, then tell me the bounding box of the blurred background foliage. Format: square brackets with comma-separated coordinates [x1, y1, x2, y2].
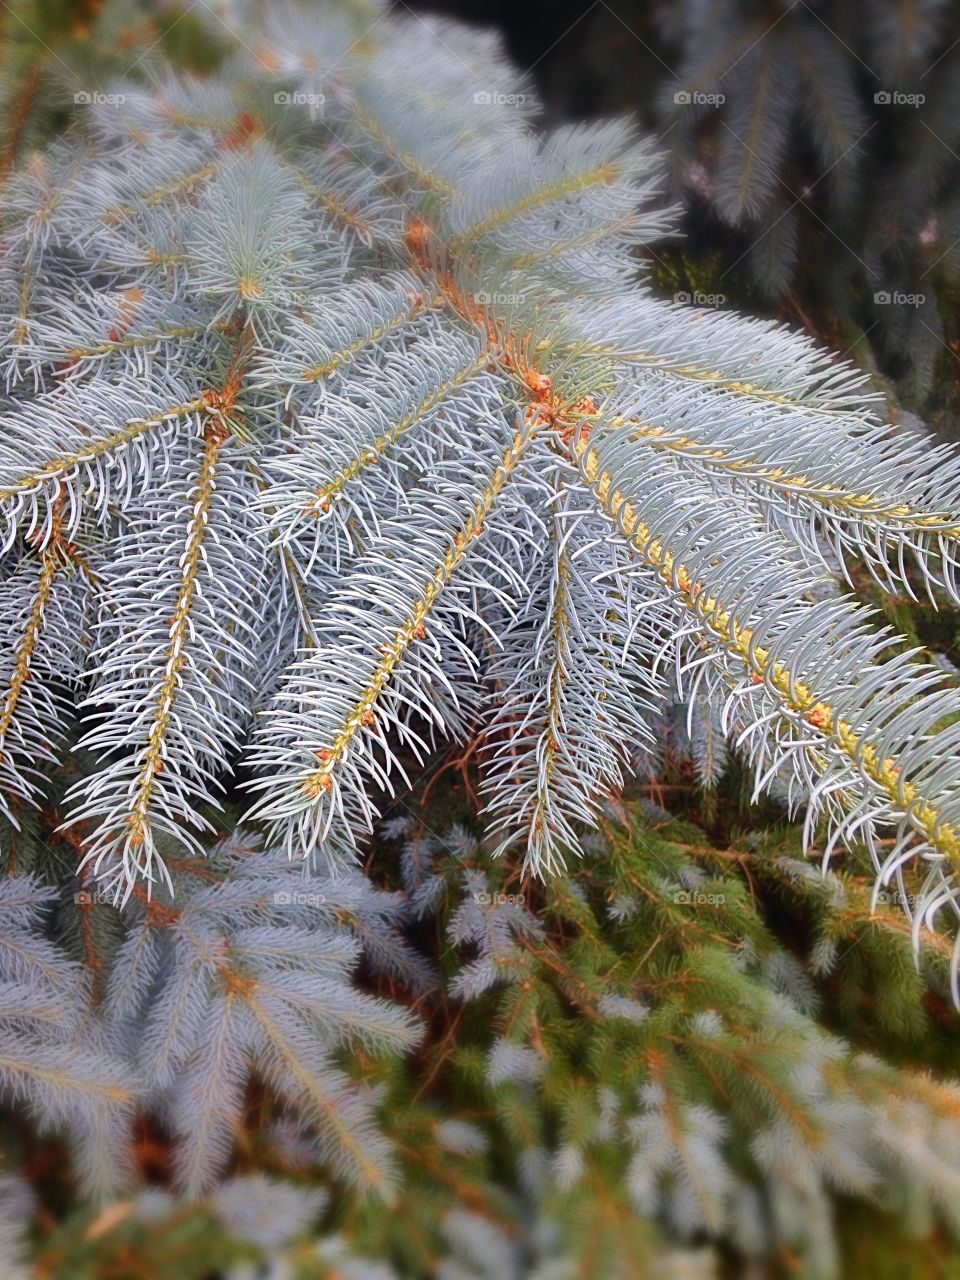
[405, 0, 960, 435]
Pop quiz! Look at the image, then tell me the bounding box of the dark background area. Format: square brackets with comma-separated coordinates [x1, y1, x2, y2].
[393, 0, 661, 119]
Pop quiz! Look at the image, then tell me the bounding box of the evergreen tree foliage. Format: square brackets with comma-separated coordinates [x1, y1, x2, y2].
[5, 795, 960, 1277]
[455, 0, 960, 419]
[2, 1, 960, 1275]
[653, 0, 960, 411]
[2, 0, 960, 967]
[0, 824, 420, 1200]
[402, 805, 960, 1277]
[658, 0, 956, 253]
